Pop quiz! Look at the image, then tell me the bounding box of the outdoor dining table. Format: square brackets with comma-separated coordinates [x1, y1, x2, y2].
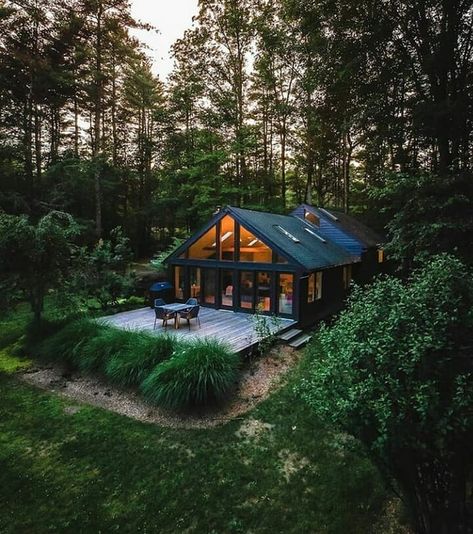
[156, 303, 191, 329]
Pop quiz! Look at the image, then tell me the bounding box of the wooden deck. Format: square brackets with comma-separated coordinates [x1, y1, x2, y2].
[100, 307, 297, 354]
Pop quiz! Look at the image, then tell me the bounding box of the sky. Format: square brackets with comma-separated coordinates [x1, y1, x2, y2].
[130, 0, 199, 80]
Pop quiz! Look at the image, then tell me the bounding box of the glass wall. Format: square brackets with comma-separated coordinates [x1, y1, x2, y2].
[239, 225, 272, 263]
[278, 273, 294, 315]
[174, 266, 185, 300]
[190, 267, 201, 299]
[239, 271, 254, 309]
[221, 270, 234, 307]
[256, 272, 271, 312]
[219, 216, 236, 261]
[202, 269, 217, 305]
[188, 226, 217, 260]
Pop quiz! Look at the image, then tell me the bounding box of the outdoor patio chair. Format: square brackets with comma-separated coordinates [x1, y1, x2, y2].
[178, 305, 201, 330]
[185, 298, 198, 306]
[154, 298, 166, 308]
[154, 306, 175, 329]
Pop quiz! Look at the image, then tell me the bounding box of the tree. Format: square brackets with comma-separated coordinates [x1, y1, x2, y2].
[76, 226, 135, 310]
[372, 172, 473, 270]
[299, 255, 473, 533]
[0, 211, 79, 321]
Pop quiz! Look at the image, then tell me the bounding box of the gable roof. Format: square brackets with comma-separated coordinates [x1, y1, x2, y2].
[292, 204, 384, 256]
[168, 206, 357, 271]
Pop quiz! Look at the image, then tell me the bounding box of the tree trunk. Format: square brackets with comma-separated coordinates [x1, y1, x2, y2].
[93, 2, 104, 238]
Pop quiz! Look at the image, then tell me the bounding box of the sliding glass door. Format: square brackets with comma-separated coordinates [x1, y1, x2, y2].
[202, 269, 217, 305]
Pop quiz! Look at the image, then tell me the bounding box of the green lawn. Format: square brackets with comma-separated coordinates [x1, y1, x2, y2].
[0, 307, 399, 533]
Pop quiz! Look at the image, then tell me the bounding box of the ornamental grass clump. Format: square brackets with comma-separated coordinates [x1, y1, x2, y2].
[76, 325, 134, 374]
[140, 338, 239, 409]
[37, 318, 103, 366]
[105, 334, 176, 387]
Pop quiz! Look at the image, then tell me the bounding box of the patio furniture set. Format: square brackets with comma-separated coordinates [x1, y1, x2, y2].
[154, 298, 201, 330]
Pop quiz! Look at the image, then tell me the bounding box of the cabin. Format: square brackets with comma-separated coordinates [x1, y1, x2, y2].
[291, 204, 386, 284]
[166, 205, 385, 327]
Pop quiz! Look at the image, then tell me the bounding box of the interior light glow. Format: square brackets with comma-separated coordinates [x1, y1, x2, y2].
[220, 231, 233, 242]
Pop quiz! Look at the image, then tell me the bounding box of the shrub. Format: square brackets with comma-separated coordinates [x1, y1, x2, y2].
[105, 333, 176, 387]
[298, 255, 473, 533]
[76, 325, 133, 373]
[37, 318, 103, 366]
[141, 338, 239, 409]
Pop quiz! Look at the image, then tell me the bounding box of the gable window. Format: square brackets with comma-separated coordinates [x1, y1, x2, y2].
[219, 215, 236, 261]
[307, 272, 323, 303]
[188, 226, 217, 260]
[342, 265, 352, 290]
[239, 225, 272, 263]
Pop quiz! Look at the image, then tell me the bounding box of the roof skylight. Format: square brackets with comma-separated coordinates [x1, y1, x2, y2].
[319, 208, 339, 222]
[305, 227, 327, 243]
[275, 225, 300, 243]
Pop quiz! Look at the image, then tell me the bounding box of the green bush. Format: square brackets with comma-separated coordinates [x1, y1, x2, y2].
[141, 338, 239, 409]
[76, 325, 133, 373]
[105, 333, 176, 387]
[37, 318, 103, 365]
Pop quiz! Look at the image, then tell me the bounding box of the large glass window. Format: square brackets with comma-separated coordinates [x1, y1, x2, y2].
[239, 225, 272, 263]
[240, 271, 254, 310]
[174, 266, 185, 300]
[188, 226, 217, 260]
[308, 272, 323, 302]
[219, 215, 236, 261]
[190, 267, 201, 300]
[202, 269, 216, 305]
[257, 272, 271, 312]
[221, 270, 234, 307]
[278, 273, 294, 315]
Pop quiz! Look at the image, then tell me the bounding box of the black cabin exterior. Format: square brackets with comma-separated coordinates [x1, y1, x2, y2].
[165, 205, 384, 327]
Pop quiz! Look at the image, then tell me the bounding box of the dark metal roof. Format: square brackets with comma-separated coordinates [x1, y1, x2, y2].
[292, 204, 384, 255]
[227, 206, 357, 271]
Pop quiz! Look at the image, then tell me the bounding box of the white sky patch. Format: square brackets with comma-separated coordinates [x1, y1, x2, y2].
[130, 0, 199, 80]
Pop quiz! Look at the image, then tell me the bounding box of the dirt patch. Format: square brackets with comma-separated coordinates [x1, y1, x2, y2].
[20, 345, 301, 429]
[278, 449, 311, 482]
[235, 418, 275, 441]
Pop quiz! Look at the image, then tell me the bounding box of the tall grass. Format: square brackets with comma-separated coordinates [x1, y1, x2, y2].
[105, 334, 176, 386]
[76, 326, 134, 373]
[29, 318, 241, 410]
[141, 338, 239, 409]
[36, 318, 103, 366]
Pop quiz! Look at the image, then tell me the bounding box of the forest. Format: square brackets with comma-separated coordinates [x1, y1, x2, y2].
[1, 0, 472, 258]
[1, 1, 473, 533]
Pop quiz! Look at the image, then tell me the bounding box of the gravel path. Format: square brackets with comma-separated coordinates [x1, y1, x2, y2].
[20, 346, 301, 429]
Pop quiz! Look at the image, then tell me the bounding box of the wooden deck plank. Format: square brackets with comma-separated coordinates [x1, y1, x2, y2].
[100, 307, 296, 354]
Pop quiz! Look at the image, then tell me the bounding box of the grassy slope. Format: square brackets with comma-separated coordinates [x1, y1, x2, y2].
[0, 306, 394, 533]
